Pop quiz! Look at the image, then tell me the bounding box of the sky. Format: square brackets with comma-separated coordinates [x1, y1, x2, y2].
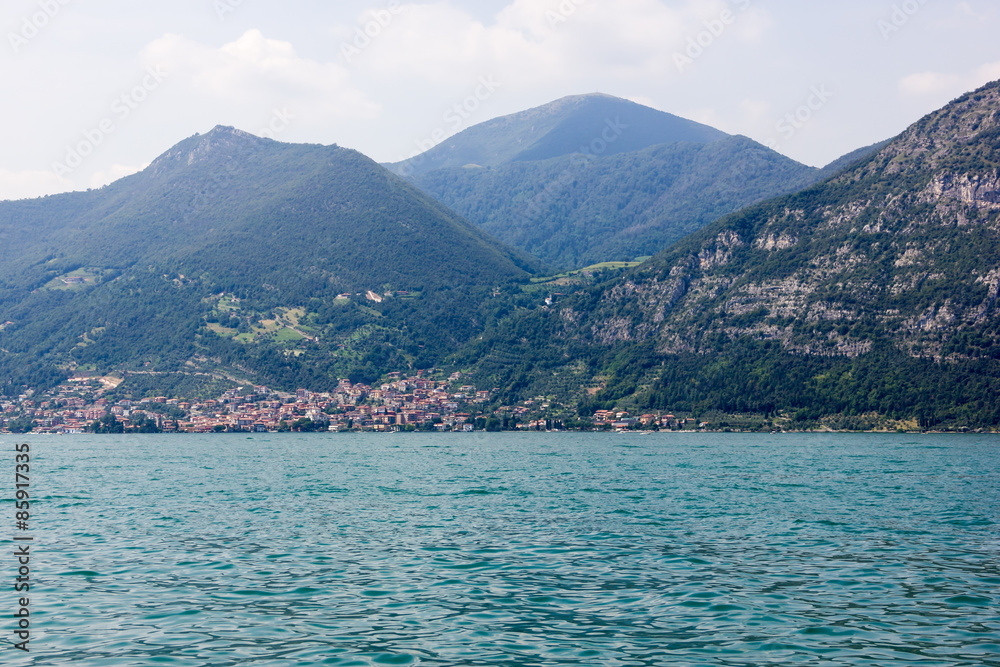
[1, 0, 999, 201]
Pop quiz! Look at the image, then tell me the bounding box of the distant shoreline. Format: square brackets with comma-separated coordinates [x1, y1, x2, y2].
[7, 428, 999, 436]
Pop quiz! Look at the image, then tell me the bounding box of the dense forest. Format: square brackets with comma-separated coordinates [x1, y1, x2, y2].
[391, 93, 837, 269]
[406, 136, 825, 268]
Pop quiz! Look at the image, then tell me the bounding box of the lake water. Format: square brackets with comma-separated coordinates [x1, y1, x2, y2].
[4, 433, 999, 666]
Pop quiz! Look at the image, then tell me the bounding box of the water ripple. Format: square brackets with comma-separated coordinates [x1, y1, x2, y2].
[7, 433, 1000, 666]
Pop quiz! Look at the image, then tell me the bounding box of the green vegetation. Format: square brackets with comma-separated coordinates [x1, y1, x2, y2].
[389, 93, 726, 175]
[0, 126, 540, 398]
[406, 136, 825, 269]
[529, 260, 646, 284]
[388, 93, 879, 269]
[285, 418, 326, 432]
[7, 415, 36, 434]
[274, 328, 306, 343]
[42, 268, 106, 291]
[611, 342, 1000, 430]
[3, 82, 1000, 431]
[457, 80, 1000, 429]
[88, 413, 161, 434]
[105, 373, 238, 402]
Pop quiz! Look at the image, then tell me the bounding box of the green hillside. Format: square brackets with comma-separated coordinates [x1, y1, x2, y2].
[389, 93, 727, 176]
[460, 80, 1000, 429]
[0, 127, 537, 289]
[407, 135, 822, 268]
[387, 93, 853, 269]
[815, 139, 892, 179]
[0, 127, 538, 394]
[4, 80, 997, 431]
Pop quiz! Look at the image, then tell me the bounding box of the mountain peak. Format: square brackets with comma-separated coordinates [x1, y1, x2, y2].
[526, 92, 655, 113]
[390, 93, 728, 176]
[204, 124, 263, 142]
[536, 92, 622, 107]
[149, 125, 270, 173]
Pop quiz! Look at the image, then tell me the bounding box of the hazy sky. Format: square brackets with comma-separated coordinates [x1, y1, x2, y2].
[2, 0, 999, 200]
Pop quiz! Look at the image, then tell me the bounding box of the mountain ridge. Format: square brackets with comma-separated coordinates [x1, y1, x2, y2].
[389, 93, 729, 176]
[462, 79, 1000, 428]
[388, 92, 891, 270]
[4, 83, 997, 430]
[0, 127, 540, 393]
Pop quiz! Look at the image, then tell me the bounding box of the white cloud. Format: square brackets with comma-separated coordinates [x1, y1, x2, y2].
[140, 30, 380, 126]
[358, 0, 758, 89]
[899, 61, 1000, 97]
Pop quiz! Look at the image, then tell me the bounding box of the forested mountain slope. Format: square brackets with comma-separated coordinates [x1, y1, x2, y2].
[463, 80, 1000, 428]
[390, 94, 840, 268]
[0, 127, 537, 393]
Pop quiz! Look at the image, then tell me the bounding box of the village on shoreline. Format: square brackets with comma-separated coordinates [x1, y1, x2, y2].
[4, 371, 993, 436]
[1, 371, 700, 436]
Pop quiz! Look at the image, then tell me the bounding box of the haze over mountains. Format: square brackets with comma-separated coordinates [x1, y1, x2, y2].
[2, 81, 1000, 428]
[390, 94, 873, 269]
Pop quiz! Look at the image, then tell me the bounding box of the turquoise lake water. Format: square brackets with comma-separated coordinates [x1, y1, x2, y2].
[3, 433, 999, 665]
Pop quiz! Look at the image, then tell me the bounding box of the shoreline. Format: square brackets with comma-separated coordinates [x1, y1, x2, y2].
[5, 428, 998, 436]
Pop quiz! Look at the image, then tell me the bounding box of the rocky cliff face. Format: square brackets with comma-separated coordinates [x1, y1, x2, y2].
[568, 80, 1000, 363]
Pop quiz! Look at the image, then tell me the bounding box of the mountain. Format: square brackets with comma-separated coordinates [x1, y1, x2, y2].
[815, 138, 892, 179]
[0, 127, 537, 289]
[5, 81, 991, 428]
[0, 127, 538, 394]
[390, 93, 727, 175]
[404, 136, 826, 269]
[389, 94, 832, 269]
[462, 80, 1000, 429]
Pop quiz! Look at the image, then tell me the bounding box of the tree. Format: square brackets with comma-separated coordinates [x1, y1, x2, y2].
[291, 418, 325, 432]
[88, 413, 124, 434]
[8, 416, 36, 434]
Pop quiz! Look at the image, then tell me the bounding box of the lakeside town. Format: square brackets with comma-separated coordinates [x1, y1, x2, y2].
[1, 371, 694, 435]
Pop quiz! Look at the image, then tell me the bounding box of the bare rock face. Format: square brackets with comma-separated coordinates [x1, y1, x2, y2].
[572, 79, 1000, 363]
[149, 126, 270, 175]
